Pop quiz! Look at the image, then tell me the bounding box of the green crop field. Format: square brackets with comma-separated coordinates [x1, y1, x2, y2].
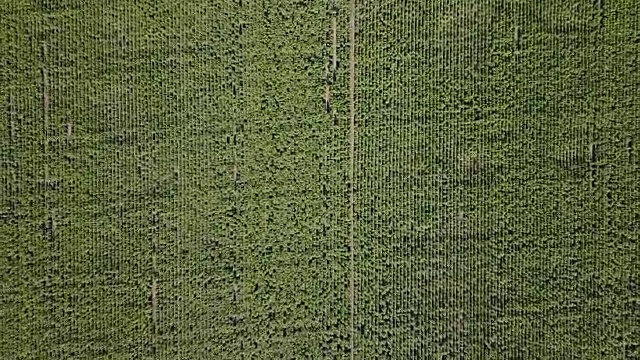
[0, 0, 638, 359]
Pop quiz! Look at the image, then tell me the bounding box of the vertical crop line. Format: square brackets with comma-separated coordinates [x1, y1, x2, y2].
[41, 43, 49, 206]
[8, 94, 17, 214]
[348, 0, 356, 358]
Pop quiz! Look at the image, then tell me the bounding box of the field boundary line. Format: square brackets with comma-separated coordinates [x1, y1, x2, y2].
[151, 279, 158, 335]
[41, 43, 50, 201]
[348, 0, 356, 358]
[332, 15, 338, 72]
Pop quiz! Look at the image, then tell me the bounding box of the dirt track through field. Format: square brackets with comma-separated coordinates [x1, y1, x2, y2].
[332, 16, 338, 72]
[151, 279, 158, 334]
[348, 0, 356, 358]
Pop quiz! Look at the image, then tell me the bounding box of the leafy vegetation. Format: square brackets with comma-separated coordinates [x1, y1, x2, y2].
[355, 0, 639, 358]
[0, 0, 638, 359]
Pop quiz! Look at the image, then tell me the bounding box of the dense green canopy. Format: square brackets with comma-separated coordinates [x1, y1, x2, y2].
[1, 0, 637, 358]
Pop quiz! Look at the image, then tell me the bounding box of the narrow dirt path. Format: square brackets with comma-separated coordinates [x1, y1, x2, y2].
[9, 95, 16, 143]
[348, 0, 356, 358]
[41, 44, 50, 191]
[151, 279, 158, 335]
[332, 16, 338, 72]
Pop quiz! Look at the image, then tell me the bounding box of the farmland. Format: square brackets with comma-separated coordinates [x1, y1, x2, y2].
[0, 0, 638, 359]
[355, 0, 639, 357]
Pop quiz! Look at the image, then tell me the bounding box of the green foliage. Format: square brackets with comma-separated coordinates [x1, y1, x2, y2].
[355, 0, 639, 358]
[0, 0, 638, 359]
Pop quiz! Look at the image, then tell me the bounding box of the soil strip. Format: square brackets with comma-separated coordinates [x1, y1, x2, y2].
[348, 0, 356, 357]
